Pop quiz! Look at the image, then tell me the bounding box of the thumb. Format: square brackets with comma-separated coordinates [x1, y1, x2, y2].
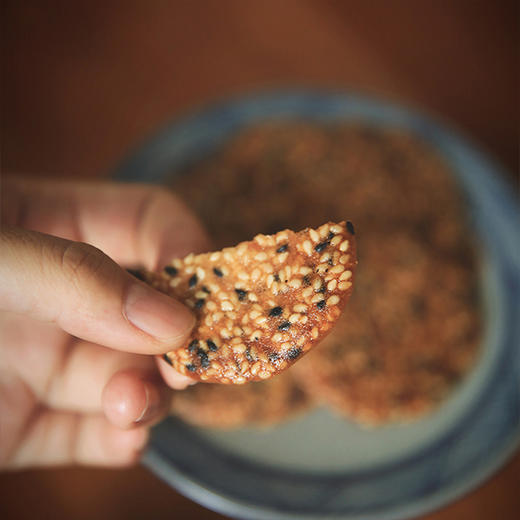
[0, 227, 194, 354]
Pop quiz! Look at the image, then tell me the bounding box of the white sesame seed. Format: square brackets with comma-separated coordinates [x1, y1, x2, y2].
[255, 316, 267, 325]
[309, 229, 319, 242]
[316, 263, 329, 273]
[327, 279, 337, 291]
[213, 312, 223, 322]
[338, 281, 352, 290]
[311, 294, 323, 303]
[313, 278, 322, 290]
[172, 259, 182, 268]
[300, 266, 313, 275]
[297, 336, 306, 346]
[288, 279, 302, 289]
[330, 265, 345, 274]
[276, 232, 288, 243]
[204, 315, 212, 326]
[319, 224, 330, 238]
[184, 266, 195, 274]
[272, 333, 283, 342]
[300, 315, 308, 324]
[339, 255, 350, 264]
[249, 310, 261, 319]
[169, 278, 181, 288]
[196, 267, 205, 280]
[340, 270, 352, 280]
[237, 243, 248, 256]
[184, 253, 195, 264]
[254, 252, 267, 261]
[261, 263, 274, 273]
[311, 327, 319, 339]
[320, 252, 331, 263]
[220, 329, 231, 339]
[248, 292, 258, 302]
[302, 287, 313, 298]
[195, 291, 207, 299]
[302, 240, 312, 255]
[289, 313, 300, 323]
[280, 342, 291, 351]
[266, 274, 274, 288]
[250, 330, 262, 340]
[251, 362, 262, 375]
[293, 304, 308, 313]
[259, 371, 271, 379]
[241, 314, 249, 325]
[233, 326, 243, 336]
[233, 343, 247, 354]
[255, 235, 266, 246]
[327, 295, 340, 306]
[185, 300, 195, 308]
[330, 224, 342, 233]
[223, 251, 233, 262]
[277, 252, 289, 263]
[251, 268, 261, 281]
[209, 252, 220, 262]
[339, 240, 349, 252]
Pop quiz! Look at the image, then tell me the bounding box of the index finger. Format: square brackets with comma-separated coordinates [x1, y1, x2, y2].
[1, 176, 211, 270]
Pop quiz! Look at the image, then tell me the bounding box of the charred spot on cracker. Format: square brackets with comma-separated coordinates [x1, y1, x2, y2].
[163, 354, 173, 365]
[142, 221, 356, 383]
[346, 221, 355, 235]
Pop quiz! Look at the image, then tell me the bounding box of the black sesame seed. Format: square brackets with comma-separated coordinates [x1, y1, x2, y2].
[273, 273, 280, 282]
[126, 268, 145, 282]
[317, 286, 326, 293]
[245, 348, 254, 362]
[287, 347, 302, 360]
[328, 257, 334, 266]
[196, 347, 206, 357]
[202, 286, 211, 293]
[302, 274, 311, 286]
[278, 321, 291, 331]
[164, 265, 178, 276]
[328, 231, 335, 240]
[189, 274, 198, 287]
[207, 339, 218, 352]
[317, 300, 326, 310]
[276, 244, 288, 253]
[268, 352, 280, 361]
[315, 241, 329, 252]
[195, 299, 205, 309]
[186, 363, 196, 372]
[347, 221, 355, 235]
[269, 306, 283, 317]
[162, 354, 173, 366]
[188, 339, 199, 352]
[213, 267, 223, 277]
[235, 288, 247, 301]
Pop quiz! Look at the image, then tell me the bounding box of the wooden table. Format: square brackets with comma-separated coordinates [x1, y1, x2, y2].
[1, 1, 518, 519]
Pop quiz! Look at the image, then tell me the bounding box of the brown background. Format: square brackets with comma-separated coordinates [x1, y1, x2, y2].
[1, 1, 518, 519]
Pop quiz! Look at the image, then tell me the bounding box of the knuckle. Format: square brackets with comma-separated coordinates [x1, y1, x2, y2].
[60, 241, 110, 285]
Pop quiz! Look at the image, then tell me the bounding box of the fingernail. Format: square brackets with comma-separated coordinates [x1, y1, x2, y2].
[134, 383, 159, 424]
[125, 283, 195, 343]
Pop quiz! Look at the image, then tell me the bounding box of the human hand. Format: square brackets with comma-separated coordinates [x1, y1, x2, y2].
[0, 177, 210, 469]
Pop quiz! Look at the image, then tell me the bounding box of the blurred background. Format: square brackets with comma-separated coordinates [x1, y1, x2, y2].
[1, 1, 518, 519]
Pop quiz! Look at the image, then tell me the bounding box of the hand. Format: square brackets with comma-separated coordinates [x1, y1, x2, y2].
[0, 177, 210, 470]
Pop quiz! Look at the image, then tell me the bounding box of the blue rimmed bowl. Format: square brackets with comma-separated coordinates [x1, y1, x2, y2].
[115, 90, 520, 520]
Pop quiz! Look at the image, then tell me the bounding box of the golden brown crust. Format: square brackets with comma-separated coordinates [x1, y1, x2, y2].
[143, 221, 356, 383]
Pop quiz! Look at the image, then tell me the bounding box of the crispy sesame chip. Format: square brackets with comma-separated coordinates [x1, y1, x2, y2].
[142, 221, 356, 383]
